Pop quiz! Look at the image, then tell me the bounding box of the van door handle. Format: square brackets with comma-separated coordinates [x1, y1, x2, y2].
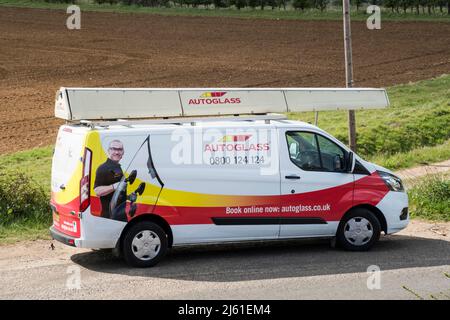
[285, 175, 301, 180]
[59, 184, 66, 190]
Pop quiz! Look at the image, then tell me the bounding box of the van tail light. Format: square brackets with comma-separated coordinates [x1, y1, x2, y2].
[80, 148, 92, 212]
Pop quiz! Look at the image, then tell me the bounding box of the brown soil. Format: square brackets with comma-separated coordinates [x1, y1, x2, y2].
[0, 7, 449, 154]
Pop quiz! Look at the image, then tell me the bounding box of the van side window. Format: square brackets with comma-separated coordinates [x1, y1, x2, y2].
[316, 135, 346, 172]
[286, 131, 346, 172]
[286, 131, 322, 171]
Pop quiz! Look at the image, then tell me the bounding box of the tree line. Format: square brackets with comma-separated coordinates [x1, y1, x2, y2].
[46, 0, 450, 14]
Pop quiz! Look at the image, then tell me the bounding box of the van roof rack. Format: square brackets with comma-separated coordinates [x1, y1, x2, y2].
[79, 113, 288, 128]
[55, 87, 390, 122]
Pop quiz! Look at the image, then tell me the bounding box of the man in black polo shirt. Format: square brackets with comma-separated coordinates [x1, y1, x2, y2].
[94, 140, 125, 219]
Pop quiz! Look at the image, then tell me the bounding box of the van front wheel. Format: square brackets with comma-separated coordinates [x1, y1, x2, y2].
[122, 221, 168, 267]
[337, 209, 381, 251]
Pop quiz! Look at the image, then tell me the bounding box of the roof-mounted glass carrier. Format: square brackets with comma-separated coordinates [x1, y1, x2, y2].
[55, 87, 390, 125]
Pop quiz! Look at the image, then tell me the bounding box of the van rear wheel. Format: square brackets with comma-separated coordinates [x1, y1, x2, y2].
[122, 221, 168, 267]
[337, 209, 381, 251]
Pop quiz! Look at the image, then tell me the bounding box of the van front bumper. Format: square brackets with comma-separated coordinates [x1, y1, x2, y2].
[50, 226, 76, 247]
[376, 191, 409, 234]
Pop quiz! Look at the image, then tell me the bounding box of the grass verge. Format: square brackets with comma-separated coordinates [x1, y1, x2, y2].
[0, 168, 52, 244]
[408, 173, 450, 222]
[0, 0, 449, 22]
[0, 146, 53, 188]
[368, 139, 450, 171]
[0, 221, 52, 244]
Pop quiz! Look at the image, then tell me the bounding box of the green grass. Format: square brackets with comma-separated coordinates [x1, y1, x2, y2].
[409, 173, 450, 222]
[0, 0, 449, 22]
[0, 167, 52, 244]
[369, 140, 450, 171]
[0, 147, 53, 244]
[0, 146, 53, 188]
[0, 220, 51, 244]
[289, 74, 450, 167]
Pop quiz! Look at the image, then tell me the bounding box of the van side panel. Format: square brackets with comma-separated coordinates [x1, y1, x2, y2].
[353, 171, 390, 206]
[86, 132, 163, 219]
[149, 127, 281, 244]
[77, 126, 280, 246]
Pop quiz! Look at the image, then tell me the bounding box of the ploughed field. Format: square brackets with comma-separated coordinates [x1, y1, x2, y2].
[0, 7, 449, 154]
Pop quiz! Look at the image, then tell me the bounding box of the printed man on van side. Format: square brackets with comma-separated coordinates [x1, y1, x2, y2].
[94, 140, 125, 219]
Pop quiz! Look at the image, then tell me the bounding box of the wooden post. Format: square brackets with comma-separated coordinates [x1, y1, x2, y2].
[343, 0, 357, 152]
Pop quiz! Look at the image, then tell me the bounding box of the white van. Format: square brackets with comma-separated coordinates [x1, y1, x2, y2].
[50, 88, 408, 267]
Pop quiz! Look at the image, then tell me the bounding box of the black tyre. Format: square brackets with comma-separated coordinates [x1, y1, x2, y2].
[336, 208, 381, 251]
[122, 221, 168, 267]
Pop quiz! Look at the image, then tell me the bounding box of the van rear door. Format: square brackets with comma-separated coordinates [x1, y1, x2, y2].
[50, 126, 86, 238]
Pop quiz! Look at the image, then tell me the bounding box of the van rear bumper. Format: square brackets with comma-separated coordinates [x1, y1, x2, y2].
[50, 226, 76, 247]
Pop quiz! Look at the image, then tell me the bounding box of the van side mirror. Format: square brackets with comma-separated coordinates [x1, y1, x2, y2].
[333, 155, 343, 171]
[346, 152, 354, 173]
[127, 170, 137, 185]
[289, 143, 299, 158]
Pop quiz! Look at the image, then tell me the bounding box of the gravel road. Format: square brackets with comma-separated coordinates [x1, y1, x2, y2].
[0, 220, 449, 300]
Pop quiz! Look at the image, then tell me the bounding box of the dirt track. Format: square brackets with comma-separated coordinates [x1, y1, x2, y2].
[0, 7, 449, 154]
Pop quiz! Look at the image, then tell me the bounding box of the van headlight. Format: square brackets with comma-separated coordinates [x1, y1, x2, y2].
[378, 171, 404, 192]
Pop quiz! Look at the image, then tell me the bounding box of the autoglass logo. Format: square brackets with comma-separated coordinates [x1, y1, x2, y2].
[201, 92, 226, 98]
[188, 92, 241, 105]
[205, 134, 270, 152]
[220, 135, 252, 142]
